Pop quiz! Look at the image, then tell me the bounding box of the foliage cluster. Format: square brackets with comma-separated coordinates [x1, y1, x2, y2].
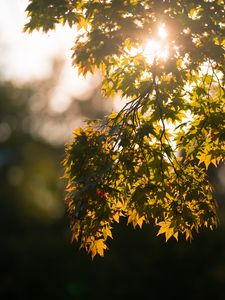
[25, 0, 225, 257]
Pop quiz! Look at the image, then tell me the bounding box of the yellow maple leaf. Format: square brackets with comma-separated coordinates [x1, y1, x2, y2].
[137, 216, 145, 229]
[95, 239, 107, 257]
[197, 152, 212, 169]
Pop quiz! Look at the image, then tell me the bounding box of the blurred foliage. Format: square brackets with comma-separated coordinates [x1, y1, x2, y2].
[24, 0, 225, 257]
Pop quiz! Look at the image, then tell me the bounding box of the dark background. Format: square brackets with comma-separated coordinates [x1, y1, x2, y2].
[1, 59, 225, 300]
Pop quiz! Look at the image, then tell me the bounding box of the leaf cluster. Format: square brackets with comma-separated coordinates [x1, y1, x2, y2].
[25, 0, 225, 257]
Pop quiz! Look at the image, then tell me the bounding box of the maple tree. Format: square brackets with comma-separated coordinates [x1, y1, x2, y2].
[24, 0, 225, 258]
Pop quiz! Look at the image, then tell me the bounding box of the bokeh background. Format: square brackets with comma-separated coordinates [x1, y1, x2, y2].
[1, 1, 225, 299]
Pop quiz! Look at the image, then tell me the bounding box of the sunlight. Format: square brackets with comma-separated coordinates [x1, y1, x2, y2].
[127, 46, 141, 57]
[158, 24, 168, 39]
[143, 24, 169, 64]
[144, 39, 169, 64]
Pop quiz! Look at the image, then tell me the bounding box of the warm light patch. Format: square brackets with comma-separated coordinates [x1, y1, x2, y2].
[158, 24, 168, 39]
[143, 24, 169, 64]
[127, 46, 142, 57]
[144, 39, 169, 64]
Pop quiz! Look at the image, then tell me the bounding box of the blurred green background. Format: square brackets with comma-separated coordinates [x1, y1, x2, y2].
[1, 1, 225, 299]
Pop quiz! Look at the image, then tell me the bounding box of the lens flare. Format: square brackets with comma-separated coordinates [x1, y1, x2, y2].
[143, 24, 169, 64]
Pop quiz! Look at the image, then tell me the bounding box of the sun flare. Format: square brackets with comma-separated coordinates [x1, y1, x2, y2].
[143, 24, 169, 64]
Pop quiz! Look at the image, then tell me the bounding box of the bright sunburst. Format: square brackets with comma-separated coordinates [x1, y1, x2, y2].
[143, 24, 169, 64]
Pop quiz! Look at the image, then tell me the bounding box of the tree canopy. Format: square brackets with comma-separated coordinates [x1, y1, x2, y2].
[24, 0, 225, 258]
